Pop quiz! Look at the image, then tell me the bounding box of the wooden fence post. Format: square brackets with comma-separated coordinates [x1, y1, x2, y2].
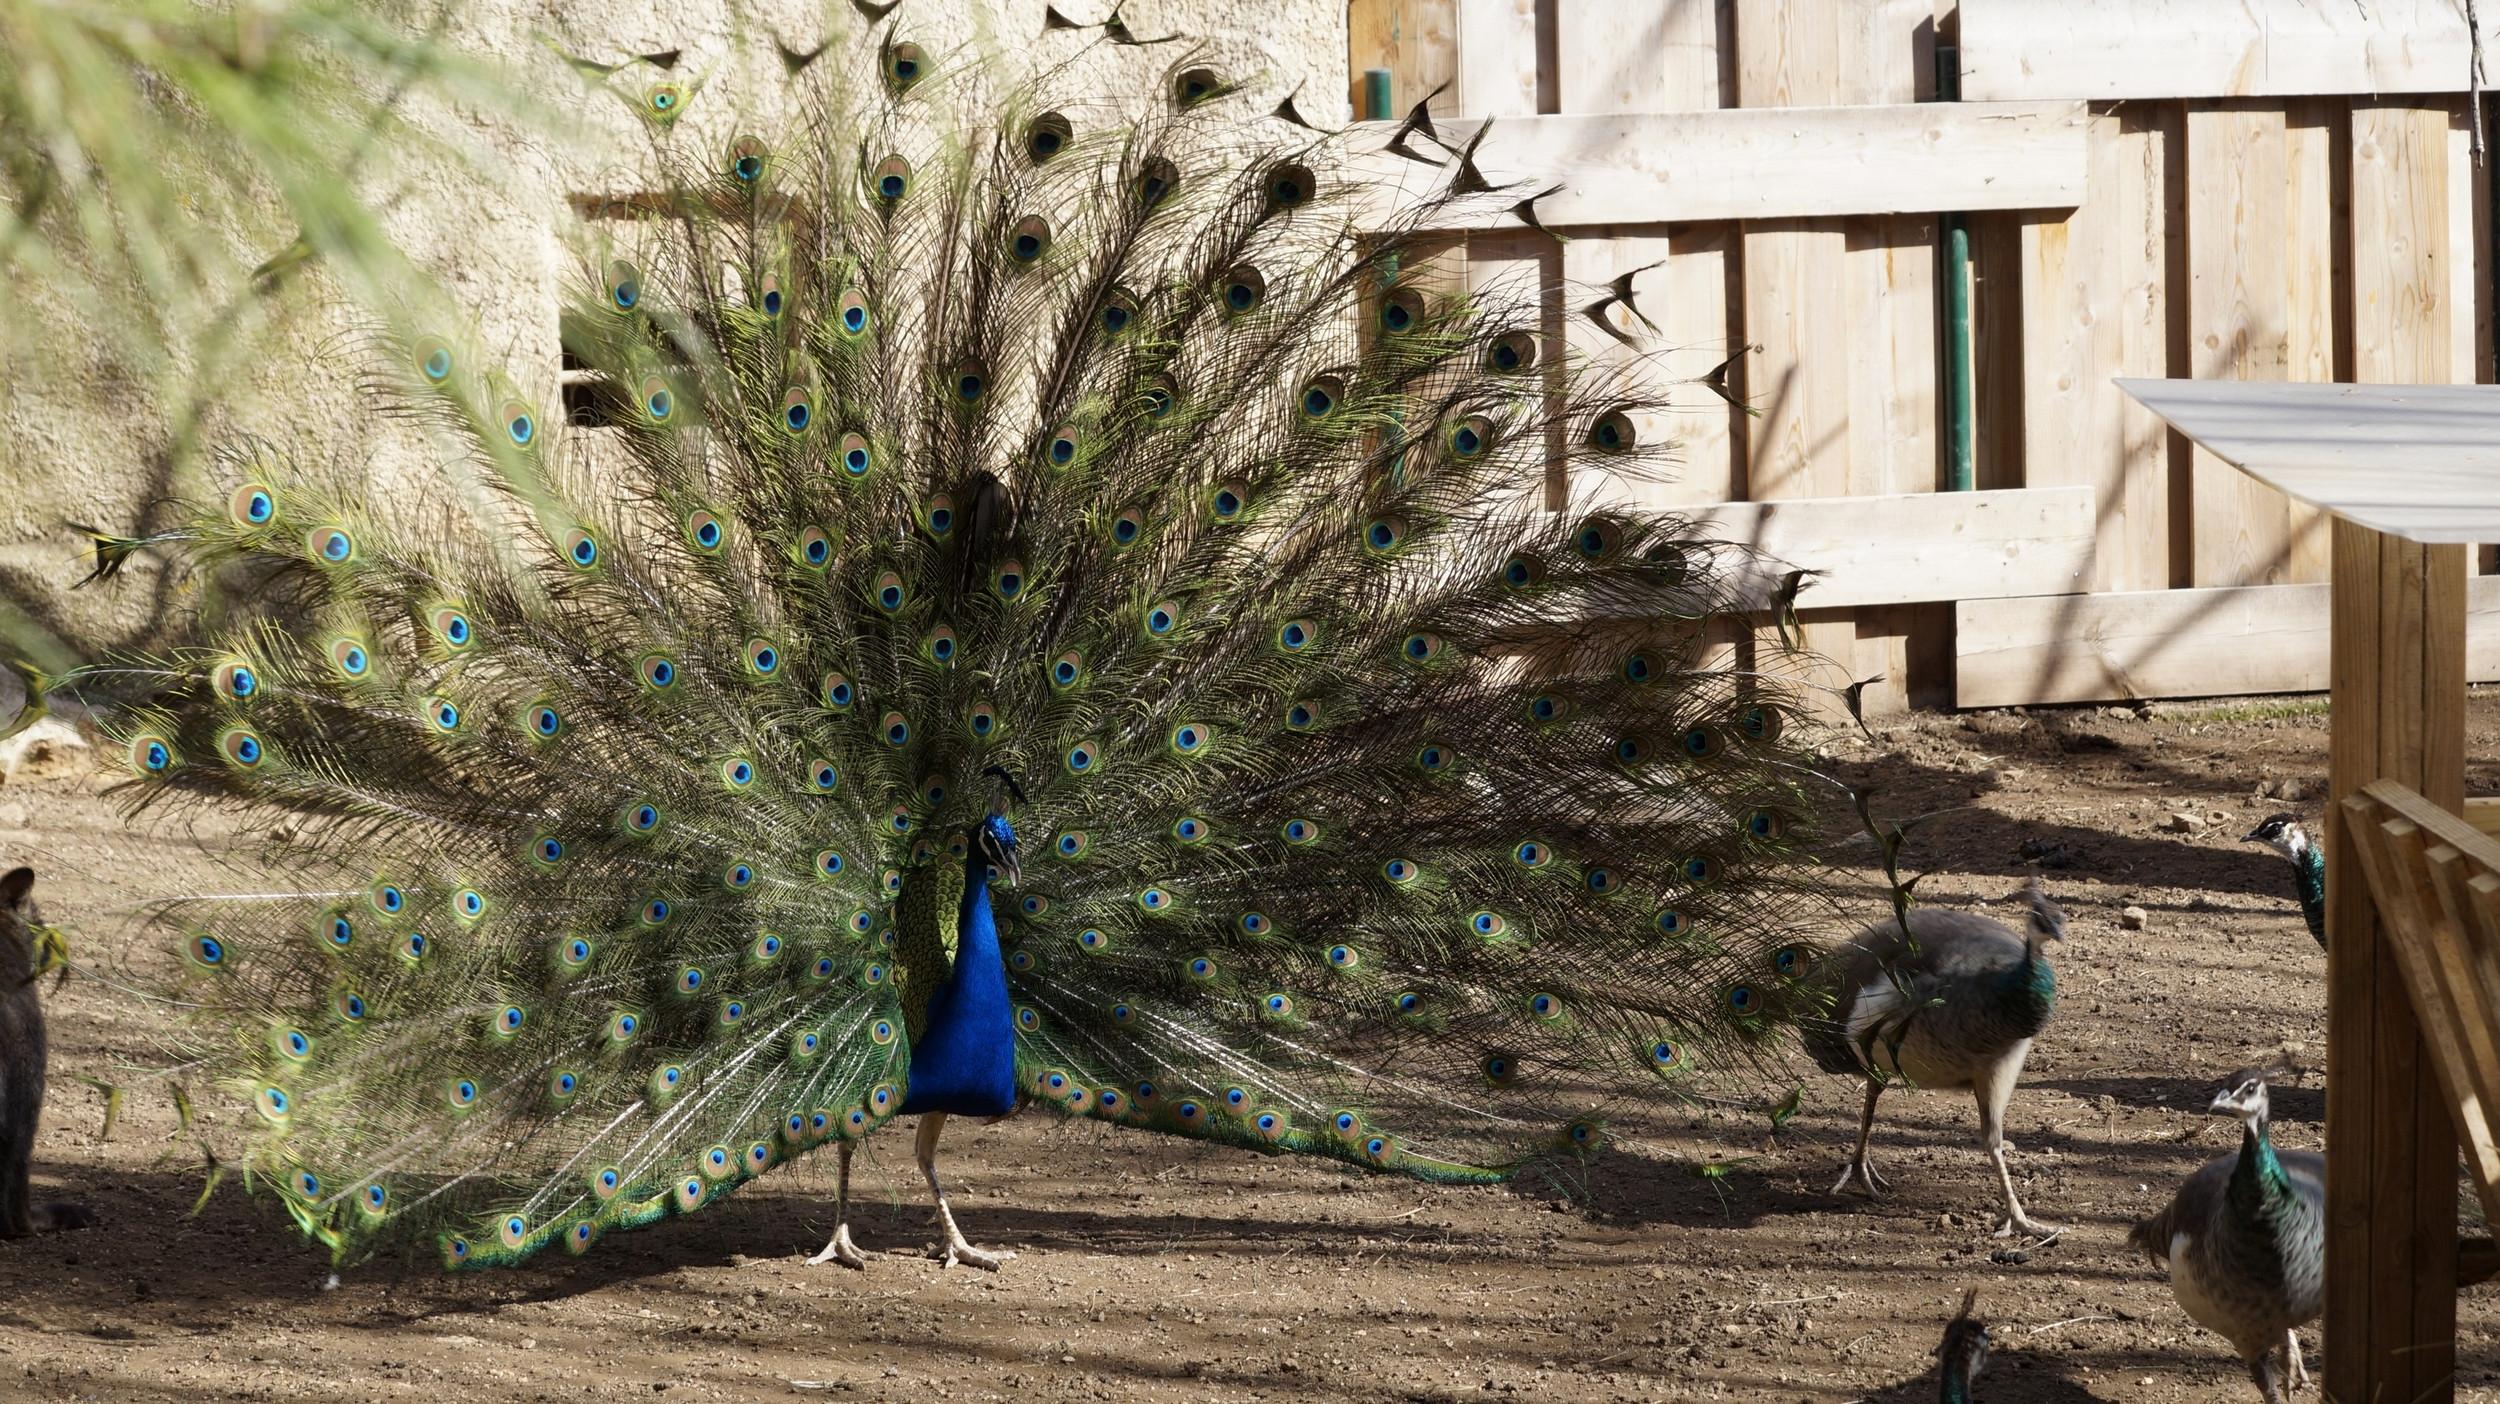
[2326, 520, 2467, 1404]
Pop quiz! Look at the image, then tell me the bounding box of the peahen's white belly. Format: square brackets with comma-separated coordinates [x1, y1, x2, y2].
[2169, 1232, 2229, 1338]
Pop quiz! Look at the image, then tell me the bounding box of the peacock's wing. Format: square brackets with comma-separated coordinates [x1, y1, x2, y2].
[102, 29, 1830, 1268]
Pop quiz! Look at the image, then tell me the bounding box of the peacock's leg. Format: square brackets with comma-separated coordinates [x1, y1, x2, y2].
[1829, 1081, 1892, 1197]
[1974, 1059, 2058, 1238]
[2282, 1329, 2308, 1391]
[917, 1112, 1015, 1271]
[805, 1139, 878, 1269]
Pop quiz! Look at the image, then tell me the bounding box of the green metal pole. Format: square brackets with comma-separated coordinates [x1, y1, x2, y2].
[1364, 68, 1393, 122]
[1937, 44, 1974, 492]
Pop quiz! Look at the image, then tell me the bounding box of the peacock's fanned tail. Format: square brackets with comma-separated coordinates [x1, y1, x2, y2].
[95, 30, 1831, 1268]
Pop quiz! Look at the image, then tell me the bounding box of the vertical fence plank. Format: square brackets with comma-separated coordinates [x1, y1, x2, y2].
[2186, 101, 2296, 586]
[2284, 98, 2338, 583]
[1555, 0, 1723, 111]
[1348, 0, 1460, 122]
[1844, 216, 1939, 495]
[2331, 97, 2464, 1404]
[1455, 0, 1539, 118]
[2019, 105, 2176, 593]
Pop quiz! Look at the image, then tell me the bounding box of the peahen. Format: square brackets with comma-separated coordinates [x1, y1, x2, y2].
[2126, 1069, 2323, 1404]
[62, 28, 1832, 1274]
[1936, 1288, 1990, 1403]
[2242, 814, 2326, 950]
[1803, 878, 2064, 1238]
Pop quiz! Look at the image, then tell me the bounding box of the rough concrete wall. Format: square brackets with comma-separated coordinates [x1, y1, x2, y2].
[0, 0, 1347, 662]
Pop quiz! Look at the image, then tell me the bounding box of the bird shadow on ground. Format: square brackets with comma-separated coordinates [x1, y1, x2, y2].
[2026, 1075, 2322, 1124]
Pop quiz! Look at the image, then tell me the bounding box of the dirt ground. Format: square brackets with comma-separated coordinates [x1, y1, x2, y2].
[7, 694, 2500, 1403]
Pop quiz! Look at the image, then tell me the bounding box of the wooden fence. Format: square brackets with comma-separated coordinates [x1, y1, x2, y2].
[1347, 0, 2498, 714]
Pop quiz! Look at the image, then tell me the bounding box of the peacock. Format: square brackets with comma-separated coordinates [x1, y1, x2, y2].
[1802, 877, 2065, 1238]
[2242, 814, 2326, 950]
[2126, 1069, 2323, 1404]
[58, 24, 1833, 1274]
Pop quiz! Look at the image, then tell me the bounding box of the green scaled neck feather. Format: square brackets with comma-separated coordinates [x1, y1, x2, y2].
[76, 26, 1835, 1271]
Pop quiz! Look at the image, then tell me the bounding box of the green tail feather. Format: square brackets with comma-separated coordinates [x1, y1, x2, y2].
[92, 29, 1833, 1268]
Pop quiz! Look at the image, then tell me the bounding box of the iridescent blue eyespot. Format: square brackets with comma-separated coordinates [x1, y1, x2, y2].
[1173, 817, 1204, 841]
[1383, 859, 1417, 884]
[1728, 985, 1759, 1015]
[726, 863, 753, 888]
[497, 1006, 524, 1033]
[242, 489, 274, 523]
[403, 932, 428, 960]
[533, 706, 562, 737]
[364, 1184, 388, 1211]
[328, 915, 353, 948]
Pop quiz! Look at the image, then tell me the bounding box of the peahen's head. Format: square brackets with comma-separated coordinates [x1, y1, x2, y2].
[2209, 1067, 2274, 1128]
[1935, 1288, 1990, 1402]
[2243, 812, 2311, 860]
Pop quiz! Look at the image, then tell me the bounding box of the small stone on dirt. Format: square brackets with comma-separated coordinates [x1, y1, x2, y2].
[2165, 812, 2204, 834]
[0, 718, 93, 783]
[2121, 906, 2149, 931]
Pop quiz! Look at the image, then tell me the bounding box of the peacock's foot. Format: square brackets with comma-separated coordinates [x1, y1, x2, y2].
[938, 1239, 1016, 1272]
[805, 1223, 879, 1270]
[1828, 1155, 1891, 1199]
[2283, 1331, 2310, 1391]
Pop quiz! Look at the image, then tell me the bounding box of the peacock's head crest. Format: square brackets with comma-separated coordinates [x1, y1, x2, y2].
[2243, 812, 2309, 858]
[2208, 1067, 2275, 1126]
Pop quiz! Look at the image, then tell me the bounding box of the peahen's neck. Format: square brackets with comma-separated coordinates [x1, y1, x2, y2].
[1987, 938, 2058, 1040]
[2292, 839, 2327, 946]
[2224, 1113, 2303, 1230]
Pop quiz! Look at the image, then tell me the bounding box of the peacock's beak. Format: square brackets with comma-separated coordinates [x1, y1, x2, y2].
[995, 847, 1021, 888]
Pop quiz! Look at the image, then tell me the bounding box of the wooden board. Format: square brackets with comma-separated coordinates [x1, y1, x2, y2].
[1955, 576, 2500, 707]
[1677, 485, 2096, 610]
[2324, 521, 2468, 1404]
[2018, 104, 2178, 593]
[2185, 101, 2296, 587]
[1453, 0, 1539, 118]
[1554, 0, 1723, 113]
[1743, 220, 1850, 500]
[1960, 0, 2476, 102]
[1348, 0, 1459, 123]
[1844, 214, 1938, 495]
[1347, 101, 2091, 229]
[2353, 103, 2462, 387]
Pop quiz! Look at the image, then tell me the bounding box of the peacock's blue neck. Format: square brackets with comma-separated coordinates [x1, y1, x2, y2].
[2294, 843, 2327, 944]
[895, 843, 1018, 1116]
[1938, 1361, 1977, 1404]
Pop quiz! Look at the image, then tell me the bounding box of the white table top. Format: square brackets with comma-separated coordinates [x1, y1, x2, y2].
[2116, 379, 2500, 543]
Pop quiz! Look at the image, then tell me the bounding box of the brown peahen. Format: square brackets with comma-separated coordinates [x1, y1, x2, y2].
[1803, 878, 2065, 1238]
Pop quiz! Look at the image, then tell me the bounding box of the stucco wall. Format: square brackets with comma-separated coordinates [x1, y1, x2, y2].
[0, 0, 1348, 664]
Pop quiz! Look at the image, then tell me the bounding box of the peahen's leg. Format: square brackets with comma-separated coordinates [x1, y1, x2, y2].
[1829, 1081, 1892, 1197]
[2282, 1329, 2308, 1391]
[1974, 1054, 2058, 1239]
[2247, 1345, 2288, 1404]
[805, 1139, 878, 1269]
[917, 1112, 1015, 1271]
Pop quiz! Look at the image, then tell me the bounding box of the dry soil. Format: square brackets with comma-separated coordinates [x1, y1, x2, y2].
[5, 695, 2500, 1403]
